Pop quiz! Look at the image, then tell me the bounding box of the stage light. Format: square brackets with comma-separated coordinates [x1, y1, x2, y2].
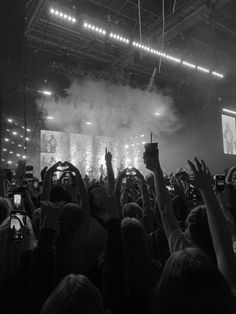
[26, 128, 31, 132]
[11, 142, 15, 144]
[42, 90, 52, 96]
[212, 71, 224, 78]
[49, 7, 77, 23]
[83, 22, 106, 35]
[141, 134, 145, 138]
[109, 33, 130, 44]
[165, 54, 181, 63]
[124, 144, 129, 149]
[4, 138, 9, 142]
[142, 141, 146, 144]
[12, 131, 18, 135]
[3, 148, 7, 152]
[1, 159, 5, 162]
[18, 144, 22, 147]
[86, 122, 92, 125]
[7, 161, 12, 164]
[21, 126, 25, 129]
[16, 154, 21, 157]
[6, 129, 10, 132]
[222, 108, 236, 115]
[182, 61, 196, 69]
[46, 116, 54, 120]
[9, 151, 13, 154]
[25, 137, 30, 141]
[7, 118, 13, 123]
[22, 156, 27, 159]
[20, 135, 23, 138]
[197, 66, 210, 74]
[155, 112, 160, 116]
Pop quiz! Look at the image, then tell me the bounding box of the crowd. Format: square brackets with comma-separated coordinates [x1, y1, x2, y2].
[0, 146, 236, 314]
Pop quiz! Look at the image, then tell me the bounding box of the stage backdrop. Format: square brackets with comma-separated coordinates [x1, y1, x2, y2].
[40, 130, 146, 177]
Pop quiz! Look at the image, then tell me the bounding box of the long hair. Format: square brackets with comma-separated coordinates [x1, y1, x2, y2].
[186, 205, 217, 263]
[41, 274, 104, 314]
[0, 216, 37, 285]
[121, 218, 156, 290]
[154, 248, 233, 314]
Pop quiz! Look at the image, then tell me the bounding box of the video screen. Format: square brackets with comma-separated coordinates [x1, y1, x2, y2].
[222, 114, 236, 155]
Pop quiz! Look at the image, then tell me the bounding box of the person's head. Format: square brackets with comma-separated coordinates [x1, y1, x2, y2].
[121, 218, 149, 275]
[41, 274, 104, 314]
[155, 248, 233, 314]
[57, 203, 82, 244]
[123, 202, 143, 222]
[0, 197, 12, 225]
[185, 205, 216, 263]
[0, 215, 37, 284]
[50, 185, 71, 203]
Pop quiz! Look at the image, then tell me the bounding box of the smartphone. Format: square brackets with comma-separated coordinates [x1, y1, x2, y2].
[9, 210, 26, 242]
[188, 185, 200, 202]
[14, 194, 22, 207]
[214, 175, 225, 192]
[33, 181, 38, 189]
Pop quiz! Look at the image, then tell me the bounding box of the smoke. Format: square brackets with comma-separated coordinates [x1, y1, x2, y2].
[38, 78, 183, 138]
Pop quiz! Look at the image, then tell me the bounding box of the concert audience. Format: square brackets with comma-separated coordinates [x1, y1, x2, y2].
[0, 146, 236, 314]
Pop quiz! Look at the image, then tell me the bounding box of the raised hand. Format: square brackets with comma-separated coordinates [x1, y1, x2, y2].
[182, 158, 212, 191]
[105, 148, 112, 164]
[47, 161, 62, 175]
[144, 148, 159, 172]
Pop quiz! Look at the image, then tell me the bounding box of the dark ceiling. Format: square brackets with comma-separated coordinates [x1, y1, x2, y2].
[23, 0, 236, 86]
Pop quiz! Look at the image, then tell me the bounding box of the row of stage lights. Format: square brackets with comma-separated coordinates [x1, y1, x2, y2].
[49, 7, 224, 79]
[1, 118, 29, 165]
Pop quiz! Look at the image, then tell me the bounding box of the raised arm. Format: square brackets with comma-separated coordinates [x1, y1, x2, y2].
[183, 158, 236, 286]
[144, 148, 179, 238]
[105, 149, 115, 196]
[41, 161, 62, 201]
[225, 166, 236, 184]
[65, 162, 90, 229]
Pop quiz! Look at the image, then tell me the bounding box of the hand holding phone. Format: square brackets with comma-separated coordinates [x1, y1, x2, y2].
[9, 210, 26, 242]
[14, 194, 22, 208]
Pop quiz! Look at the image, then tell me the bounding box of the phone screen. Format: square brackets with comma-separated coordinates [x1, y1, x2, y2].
[33, 181, 38, 189]
[9, 211, 26, 242]
[14, 194, 22, 207]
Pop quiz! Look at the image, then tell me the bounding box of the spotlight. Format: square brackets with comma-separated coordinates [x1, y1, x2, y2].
[197, 66, 210, 74]
[3, 148, 7, 152]
[7, 161, 12, 164]
[12, 131, 18, 135]
[46, 116, 54, 120]
[16, 154, 21, 157]
[83, 22, 106, 35]
[42, 90, 52, 96]
[6, 129, 10, 132]
[141, 134, 145, 137]
[9, 151, 13, 154]
[124, 145, 129, 149]
[22, 156, 27, 159]
[86, 122, 92, 125]
[7, 118, 13, 123]
[212, 71, 224, 78]
[155, 112, 160, 116]
[182, 61, 196, 69]
[26, 128, 31, 132]
[18, 144, 22, 147]
[25, 137, 30, 141]
[142, 141, 146, 144]
[1, 159, 5, 162]
[4, 138, 9, 142]
[109, 32, 130, 44]
[20, 135, 23, 138]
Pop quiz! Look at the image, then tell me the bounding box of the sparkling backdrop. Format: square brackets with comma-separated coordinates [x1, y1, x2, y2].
[40, 130, 148, 177]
